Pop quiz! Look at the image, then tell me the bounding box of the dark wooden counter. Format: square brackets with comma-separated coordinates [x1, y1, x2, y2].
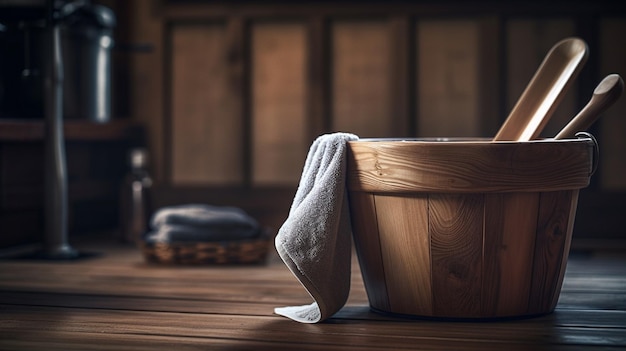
[0, 236, 625, 350]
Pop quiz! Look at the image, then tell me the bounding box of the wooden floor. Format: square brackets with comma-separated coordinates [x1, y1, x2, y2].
[1, 236, 625, 351]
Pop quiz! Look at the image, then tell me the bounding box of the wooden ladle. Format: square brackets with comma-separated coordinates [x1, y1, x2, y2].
[554, 73, 624, 139]
[494, 37, 589, 141]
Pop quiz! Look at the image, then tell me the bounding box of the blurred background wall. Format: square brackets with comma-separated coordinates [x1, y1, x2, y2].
[2, 0, 625, 249]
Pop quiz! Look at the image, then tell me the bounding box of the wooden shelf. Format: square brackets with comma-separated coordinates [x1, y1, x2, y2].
[0, 119, 144, 142]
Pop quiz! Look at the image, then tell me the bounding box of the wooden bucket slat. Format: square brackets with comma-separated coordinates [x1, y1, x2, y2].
[549, 189, 579, 309]
[429, 194, 484, 318]
[482, 192, 539, 317]
[375, 194, 432, 316]
[349, 192, 390, 311]
[528, 190, 575, 315]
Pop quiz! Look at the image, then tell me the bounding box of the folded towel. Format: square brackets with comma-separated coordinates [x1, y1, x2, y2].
[144, 223, 260, 243]
[145, 204, 261, 243]
[274, 132, 359, 323]
[151, 204, 259, 231]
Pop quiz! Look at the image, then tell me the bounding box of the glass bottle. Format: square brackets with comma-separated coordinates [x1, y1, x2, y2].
[119, 148, 152, 244]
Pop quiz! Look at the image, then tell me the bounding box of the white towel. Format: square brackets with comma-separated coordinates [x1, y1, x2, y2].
[274, 132, 359, 323]
[150, 204, 258, 231]
[145, 204, 261, 242]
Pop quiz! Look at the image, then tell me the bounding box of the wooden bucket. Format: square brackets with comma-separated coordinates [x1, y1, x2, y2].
[346, 137, 596, 319]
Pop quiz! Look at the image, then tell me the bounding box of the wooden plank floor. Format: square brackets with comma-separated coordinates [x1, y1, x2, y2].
[1, 236, 625, 351]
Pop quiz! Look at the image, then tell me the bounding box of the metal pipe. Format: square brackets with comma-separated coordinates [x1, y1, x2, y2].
[42, 8, 77, 259]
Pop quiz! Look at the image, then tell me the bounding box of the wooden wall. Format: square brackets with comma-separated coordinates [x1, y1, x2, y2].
[107, 0, 626, 243]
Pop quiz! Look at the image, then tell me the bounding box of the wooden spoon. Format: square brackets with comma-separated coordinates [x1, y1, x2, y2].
[494, 37, 589, 141]
[554, 74, 624, 139]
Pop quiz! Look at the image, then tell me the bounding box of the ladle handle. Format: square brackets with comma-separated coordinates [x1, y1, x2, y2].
[494, 37, 588, 141]
[555, 74, 624, 139]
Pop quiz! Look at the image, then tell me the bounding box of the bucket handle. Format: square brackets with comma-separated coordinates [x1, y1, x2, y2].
[575, 131, 599, 177]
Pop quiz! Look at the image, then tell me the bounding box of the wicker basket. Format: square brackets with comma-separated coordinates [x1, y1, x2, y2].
[140, 234, 271, 265]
